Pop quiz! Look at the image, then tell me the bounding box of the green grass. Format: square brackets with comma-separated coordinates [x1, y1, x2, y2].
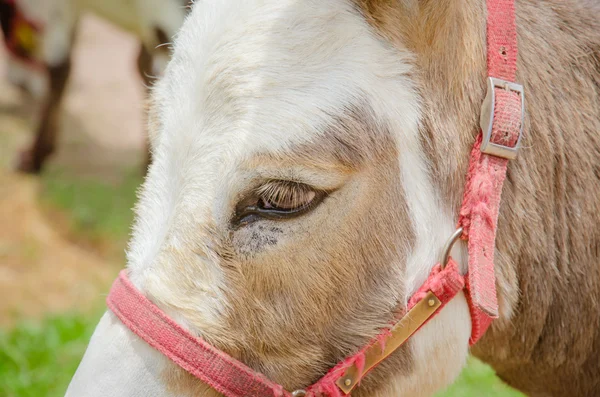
[0, 312, 102, 397]
[0, 170, 524, 396]
[436, 358, 524, 396]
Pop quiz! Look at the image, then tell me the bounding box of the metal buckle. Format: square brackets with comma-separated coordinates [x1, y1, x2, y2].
[479, 77, 525, 160]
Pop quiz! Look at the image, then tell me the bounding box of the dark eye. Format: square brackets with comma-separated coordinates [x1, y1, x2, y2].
[233, 181, 325, 226]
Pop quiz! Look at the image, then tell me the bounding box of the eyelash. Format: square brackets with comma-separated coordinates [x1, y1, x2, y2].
[232, 181, 325, 228]
[256, 181, 316, 210]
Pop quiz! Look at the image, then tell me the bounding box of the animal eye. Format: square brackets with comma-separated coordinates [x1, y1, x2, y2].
[257, 181, 318, 212]
[233, 181, 325, 227]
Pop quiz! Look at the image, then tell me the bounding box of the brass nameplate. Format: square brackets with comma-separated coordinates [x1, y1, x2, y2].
[336, 292, 441, 393]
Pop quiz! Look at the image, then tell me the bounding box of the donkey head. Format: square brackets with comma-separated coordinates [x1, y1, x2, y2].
[67, 1, 473, 396]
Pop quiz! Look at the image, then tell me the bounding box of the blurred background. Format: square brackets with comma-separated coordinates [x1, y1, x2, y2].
[0, 6, 524, 397]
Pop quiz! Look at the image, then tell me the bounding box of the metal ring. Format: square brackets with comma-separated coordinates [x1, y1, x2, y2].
[292, 390, 307, 397]
[440, 227, 464, 269]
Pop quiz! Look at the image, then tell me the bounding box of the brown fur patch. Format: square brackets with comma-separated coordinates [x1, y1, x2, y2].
[355, 0, 600, 395]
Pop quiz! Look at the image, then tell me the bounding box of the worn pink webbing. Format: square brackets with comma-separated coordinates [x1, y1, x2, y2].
[458, 0, 522, 344]
[107, 271, 289, 397]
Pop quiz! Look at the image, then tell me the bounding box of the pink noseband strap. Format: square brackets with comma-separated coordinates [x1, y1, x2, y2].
[107, 272, 288, 397]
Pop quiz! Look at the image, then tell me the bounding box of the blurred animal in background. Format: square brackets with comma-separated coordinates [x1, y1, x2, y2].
[0, 0, 46, 98]
[0, 0, 191, 173]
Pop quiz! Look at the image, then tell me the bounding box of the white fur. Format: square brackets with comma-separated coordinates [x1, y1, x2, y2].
[68, 0, 472, 395]
[66, 311, 173, 397]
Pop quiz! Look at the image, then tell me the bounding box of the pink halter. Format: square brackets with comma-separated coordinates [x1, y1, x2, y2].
[107, 0, 524, 395]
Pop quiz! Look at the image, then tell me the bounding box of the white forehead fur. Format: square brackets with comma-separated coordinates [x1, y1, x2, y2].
[128, 0, 421, 278]
[128, 0, 464, 349]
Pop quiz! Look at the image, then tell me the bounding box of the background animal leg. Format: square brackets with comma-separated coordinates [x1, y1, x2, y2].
[16, 55, 72, 173]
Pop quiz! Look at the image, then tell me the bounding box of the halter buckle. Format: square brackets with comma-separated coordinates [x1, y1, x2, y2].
[479, 77, 525, 160]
